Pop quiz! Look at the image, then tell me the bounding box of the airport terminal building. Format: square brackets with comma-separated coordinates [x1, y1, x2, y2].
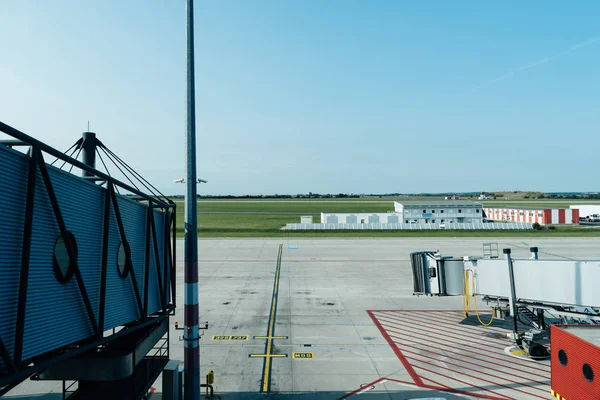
[320, 200, 484, 225]
[394, 200, 484, 224]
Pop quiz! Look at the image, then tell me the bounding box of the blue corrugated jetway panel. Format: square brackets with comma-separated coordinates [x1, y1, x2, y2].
[0, 143, 173, 372]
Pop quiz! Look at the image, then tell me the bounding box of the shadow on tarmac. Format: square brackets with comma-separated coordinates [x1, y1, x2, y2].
[143, 390, 467, 400]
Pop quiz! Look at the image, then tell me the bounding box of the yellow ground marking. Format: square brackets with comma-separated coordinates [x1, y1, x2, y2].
[292, 352, 315, 359]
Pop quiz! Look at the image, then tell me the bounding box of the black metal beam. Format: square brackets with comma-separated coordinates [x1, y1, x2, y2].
[143, 206, 151, 318]
[149, 207, 165, 310]
[163, 210, 170, 307]
[14, 146, 39, 366]
[98, 183, 113, 336]
[0, 336, 16, 373]
[170, 209, 177, 308]
[0, 120, 171, 209]
[109, 187, 144, 318]
[0, 139, 28, 147]
[37, 154, 99, 337]
[80, 176, 106, 182]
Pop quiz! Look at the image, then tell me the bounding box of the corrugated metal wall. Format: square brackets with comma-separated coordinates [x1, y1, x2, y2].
[103, 196, 142, 331]
[152, 210, 166, 312]
[0, 144, 171, 367]
[145, 209, 164, 316]
[22, 161, 102, 360]
[116, 196, 148, 314]
[0, 146, 28, 370]
[550, 325, 600, 399]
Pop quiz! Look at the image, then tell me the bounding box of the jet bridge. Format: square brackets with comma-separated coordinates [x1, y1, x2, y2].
[410, 251, 464, 296]
[411, 245, 600, 358]
[465, 249, 600, 319]
[0, 121, 177, 399]
[412, 246, 600, 315]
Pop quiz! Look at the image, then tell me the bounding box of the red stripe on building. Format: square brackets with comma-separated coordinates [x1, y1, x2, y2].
[543, 210, 551, 225]
[559, 209, 565, 224]
[573, 209, 580, 224]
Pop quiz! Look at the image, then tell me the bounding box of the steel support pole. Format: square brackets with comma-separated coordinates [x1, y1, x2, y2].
[184, 0, 200, 399]
[81, 132, 97, 177]
[504, 248, 521, 344]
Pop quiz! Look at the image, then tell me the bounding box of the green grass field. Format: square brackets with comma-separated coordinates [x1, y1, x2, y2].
[171, 198, 600, 237]
[176, 200, 390, 213]
[177, 212, 319, 233]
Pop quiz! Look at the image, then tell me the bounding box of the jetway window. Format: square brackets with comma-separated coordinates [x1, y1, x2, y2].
[558, 349, 568, 366]
[53, 231, 77, 283]
[583, 363, 594, 382]
[117, 241, 131, 278]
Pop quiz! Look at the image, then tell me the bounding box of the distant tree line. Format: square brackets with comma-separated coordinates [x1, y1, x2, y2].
[532, 193, 600, 200]
[166, 193, 361, 199]
[160, 192, 600, 200]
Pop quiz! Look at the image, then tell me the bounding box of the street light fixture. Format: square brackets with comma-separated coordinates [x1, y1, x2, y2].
[174, 178, 207, 184]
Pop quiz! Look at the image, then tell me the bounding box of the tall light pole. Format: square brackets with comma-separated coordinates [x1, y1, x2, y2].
[184, 0, 200, 398]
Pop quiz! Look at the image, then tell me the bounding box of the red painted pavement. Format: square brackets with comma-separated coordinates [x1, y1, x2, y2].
[366, 310, 551, 400]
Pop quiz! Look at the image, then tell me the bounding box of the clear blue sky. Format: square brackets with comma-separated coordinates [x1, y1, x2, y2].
[1, 1, 599, 195]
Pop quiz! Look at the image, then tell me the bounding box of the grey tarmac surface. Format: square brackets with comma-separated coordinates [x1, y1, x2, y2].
[6, 237, 600, 399]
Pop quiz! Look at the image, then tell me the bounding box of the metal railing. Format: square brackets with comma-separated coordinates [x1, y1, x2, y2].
[285, 222, 534, 230]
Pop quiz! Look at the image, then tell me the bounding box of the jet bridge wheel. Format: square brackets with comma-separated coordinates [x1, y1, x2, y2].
[528, 342, 549, 358]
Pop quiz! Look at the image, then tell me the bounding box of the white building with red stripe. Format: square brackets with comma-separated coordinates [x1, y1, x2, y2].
[483, 207, 579, 225]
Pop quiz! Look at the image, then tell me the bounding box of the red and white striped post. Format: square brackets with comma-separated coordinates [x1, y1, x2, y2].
[184, 0, 200, 398]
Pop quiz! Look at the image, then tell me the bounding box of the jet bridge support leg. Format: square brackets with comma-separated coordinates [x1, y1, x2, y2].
[536, 309, 546, 330]
[504, 248, 521, 345]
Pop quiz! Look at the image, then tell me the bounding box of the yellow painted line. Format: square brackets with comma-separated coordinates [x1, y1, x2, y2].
[509, 348, 527, 355]
[212, 335, 231, 340]
[254, 336, 287, 339]
[262, 244, 283, 393]
[249, 353, 287, 358]
[292, 352, 315, 359]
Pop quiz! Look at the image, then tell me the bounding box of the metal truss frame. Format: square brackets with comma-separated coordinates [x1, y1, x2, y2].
[0, 121, 177, 391]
